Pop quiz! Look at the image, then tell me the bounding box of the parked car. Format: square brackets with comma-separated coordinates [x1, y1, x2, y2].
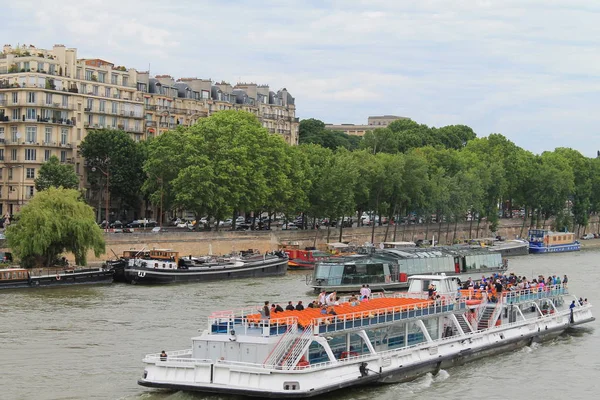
[127, 219, 157, 228]
[151, 227, 168, 233]
[281, 222, 299, 230]
[219, 219, 233, 228]
[581, 233, 595, 240]
[110, 220, 124, 229]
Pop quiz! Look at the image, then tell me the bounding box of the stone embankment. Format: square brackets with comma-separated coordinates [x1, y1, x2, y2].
[3, 217, 600, 264]
[88, 218, 532, 262]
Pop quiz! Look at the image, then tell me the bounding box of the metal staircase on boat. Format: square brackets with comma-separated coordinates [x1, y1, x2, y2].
[457, 314, 473, 333]
[477, 306, 496, 330]
[263, 322, 314, 369]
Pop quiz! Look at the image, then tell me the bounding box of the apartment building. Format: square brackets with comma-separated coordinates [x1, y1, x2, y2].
[0, 43, 299, 218]
[325, 115, 408, 136]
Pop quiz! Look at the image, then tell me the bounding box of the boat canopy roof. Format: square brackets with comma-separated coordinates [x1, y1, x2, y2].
[327, 242, 350, 248]
[382, 241, 416, 248]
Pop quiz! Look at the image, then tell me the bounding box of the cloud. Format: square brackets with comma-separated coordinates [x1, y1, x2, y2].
[3, 0, 600, 155]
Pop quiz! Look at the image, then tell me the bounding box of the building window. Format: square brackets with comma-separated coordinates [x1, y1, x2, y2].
[111, 74, 117, 85]
[62, 95, 68, 107]
[45, 127, 52, 143]
[49, 64, 55, 75]
[85, 70, 93, 81]
[26, 126, 37, 143]
[98, 72, 106, 83]
[25, 148, 36, 161]
[28, 186, 34, 198]
[27, 92, 36, 104]
[11, 126, 18, 142]
[86, 98, 93, 111]
[44, 149, 51, 161]
[87, 114, 93, 125]
[12, 92, 18, 104]
[98, 115, 106, 127]
[77, 128, 81, 140]
[76, 162, 80, 174]
[111, 102, 118, 114]
[11, 108, 20, 121]
[111, 117, 117, 128]
[99, 100, 106, 112]
[0, 149, 4, 161]
[0, 127, 4, 140]
[105, 87, 111, 97]
[122, 76, 128, 86]
[8, 169, 12, 180]
[26, 108, 36, 120]
[92, 85, 99, 96]
[26, 168, 35, 179]
[0, 167, 2, 179]
[60, 150, 66, 162]
[46, 93, 53, 105]
[81, 83, 87, 94]
[41, 108, 51, 120]
[60, 128, 68, 144]
[10, 149, 17, 161]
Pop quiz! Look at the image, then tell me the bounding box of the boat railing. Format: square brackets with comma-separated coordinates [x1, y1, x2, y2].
[262, 319, 303, 367]
[143, 349, 203, 363]
[501, 284, 566, 304]
[311, 298, 463, 333]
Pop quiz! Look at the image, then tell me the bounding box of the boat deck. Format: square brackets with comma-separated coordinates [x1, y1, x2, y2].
[210, 296, 460, 336]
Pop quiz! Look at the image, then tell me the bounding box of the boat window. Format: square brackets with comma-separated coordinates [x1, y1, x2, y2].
[422, 318, 440, 340]
[308, 340, 331, 364]
[407, 322, 425, 346]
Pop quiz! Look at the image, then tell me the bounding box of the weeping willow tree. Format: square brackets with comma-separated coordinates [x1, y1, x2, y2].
[5, 187, 105, 267]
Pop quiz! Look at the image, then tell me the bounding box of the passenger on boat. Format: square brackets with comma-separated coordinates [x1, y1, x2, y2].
[307, 300, 317, 309]
[160, 351, 167, 361]
[320, 305, 328, 314]
[327, 306, 337, 316]
[261, 301, 271, 321]
[285, 301, 295, 311]
[563, 275, 569, 288]
[274, 304, 284, 313]
[325, 291, 338, 306]
[295, 301, 305, 311]
[318, 290, 327, 306]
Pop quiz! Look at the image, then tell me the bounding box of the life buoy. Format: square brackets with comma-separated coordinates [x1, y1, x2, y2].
[138, 271, 146, 278]
[56, 274, 61, 281]
[296, 356, 309, 369]
[466, 299, 481, 306]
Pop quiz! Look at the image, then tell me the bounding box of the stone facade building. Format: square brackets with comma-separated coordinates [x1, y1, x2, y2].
[0, 44, 299, 218]
[325, 115, 408, 136]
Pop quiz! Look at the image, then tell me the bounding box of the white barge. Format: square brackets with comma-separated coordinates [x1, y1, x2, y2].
[138, 275, 594, 398]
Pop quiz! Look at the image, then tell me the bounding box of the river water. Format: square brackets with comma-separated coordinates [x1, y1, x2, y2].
[1, 250, 599, 400]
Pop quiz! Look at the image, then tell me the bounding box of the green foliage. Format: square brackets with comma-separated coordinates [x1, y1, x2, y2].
[34, 155, 79, 191]
[79, 129, 146, 215]
[5, 188, 105, 267]
[299, 118, 361, 150]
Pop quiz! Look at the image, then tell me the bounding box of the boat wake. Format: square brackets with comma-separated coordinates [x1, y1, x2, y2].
[396, 370, 451, 393]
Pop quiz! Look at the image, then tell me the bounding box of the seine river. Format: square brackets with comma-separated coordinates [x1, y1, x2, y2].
[1, 250, 599, 400]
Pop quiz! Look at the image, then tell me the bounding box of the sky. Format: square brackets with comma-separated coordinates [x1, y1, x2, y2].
[3, 0, 600, 156]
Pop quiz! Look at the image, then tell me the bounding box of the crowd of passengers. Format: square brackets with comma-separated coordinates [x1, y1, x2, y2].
[260, 285, 375, 320]
[459, 272, 570, 302]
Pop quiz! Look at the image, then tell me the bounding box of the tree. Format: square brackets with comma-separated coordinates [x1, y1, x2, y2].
[299, 118, 361, 150]
[79, 129, 146, 221]
[5, 188, 105, 267]
[142, 129, 187, 224]
[34, 155, 79, 191]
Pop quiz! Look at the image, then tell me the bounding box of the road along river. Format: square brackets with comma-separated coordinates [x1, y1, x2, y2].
[1, 250, 598, 400]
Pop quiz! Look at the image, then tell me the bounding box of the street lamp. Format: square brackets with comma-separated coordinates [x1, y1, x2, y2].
[91, 156, 110, 228]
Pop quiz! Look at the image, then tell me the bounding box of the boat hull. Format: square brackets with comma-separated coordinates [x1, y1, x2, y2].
[529, 243, 581, 254]
[287, 259, 316, 271]
[123, 257, 288, 284]
[0, 268, 114, 290]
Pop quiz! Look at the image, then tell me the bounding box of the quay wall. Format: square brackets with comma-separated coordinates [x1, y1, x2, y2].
[87, 219, 532, 262]
[4, 217, 600, 264]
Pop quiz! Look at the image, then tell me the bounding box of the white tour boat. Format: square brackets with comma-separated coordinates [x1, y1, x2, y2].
[138, 275, 594, 398]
